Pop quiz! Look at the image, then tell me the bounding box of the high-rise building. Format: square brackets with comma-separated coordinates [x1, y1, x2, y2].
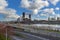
[57, 17, 60, 21]
[29, 14, 31, 20]
[22, 12, 25, 20]
[48, 17, 56, 21]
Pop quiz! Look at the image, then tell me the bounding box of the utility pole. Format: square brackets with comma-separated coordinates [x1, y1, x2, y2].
[6, 27, 7, 40]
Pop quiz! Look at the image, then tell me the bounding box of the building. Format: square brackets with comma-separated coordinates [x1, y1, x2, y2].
[29, 14, 31, 20]
[17, 12, 31, 23]
[48, 17, 56, 21]
[22, 12, 25, 21]
[17, 17, 22, 22]
[57, 17, 60, 21]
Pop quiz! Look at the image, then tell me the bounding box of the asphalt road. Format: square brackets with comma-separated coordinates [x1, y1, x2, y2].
[14, 31, 50, 40]
[25, 31, 60, 40]
[13, 29, 60, 40]
[1, 23, 60, 40]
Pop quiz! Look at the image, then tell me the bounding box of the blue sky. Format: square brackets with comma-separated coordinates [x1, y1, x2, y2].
[7, 0, 32, 15]
[7, 0, 22, 15]
[0, 0, 60, 21]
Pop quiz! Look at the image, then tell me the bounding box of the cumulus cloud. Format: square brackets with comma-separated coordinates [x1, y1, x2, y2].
[55, 7, 60, 10]
[0, 0, 8, 10]
[41, 8, 60, 19]
[43, 8, 55, 15]
[5, 8, 20, 18]
[47, 0, 60, 5]
[0, 0, 20, 21]
[21, 0, 49, 14]
[38, 8, 56, 19]
[40, 13, 47, 16]
[32, 9, 39, 14]
[0, 8, 20, 18]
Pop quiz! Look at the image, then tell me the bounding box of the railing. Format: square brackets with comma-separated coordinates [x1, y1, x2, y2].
[8, 24, 60, 38]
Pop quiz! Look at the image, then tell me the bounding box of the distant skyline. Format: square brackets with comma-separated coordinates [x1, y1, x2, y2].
[0, 0, 60, 21]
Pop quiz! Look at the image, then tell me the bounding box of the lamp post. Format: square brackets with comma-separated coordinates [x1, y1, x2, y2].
[6, 27, 7, 40]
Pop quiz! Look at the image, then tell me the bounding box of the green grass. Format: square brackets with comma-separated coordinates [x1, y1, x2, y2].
[43, 29, 60, 33]
[34, 27, 60, 34]
[0, 33, 11, 40]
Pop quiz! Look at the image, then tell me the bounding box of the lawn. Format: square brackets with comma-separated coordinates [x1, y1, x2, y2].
[0, 33, 11, 40]
[42, 29, 60, 34]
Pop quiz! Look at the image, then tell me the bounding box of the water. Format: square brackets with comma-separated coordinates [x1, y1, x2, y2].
[33, 24, 60, 27]
[21, 24, 60, 28]
[10, 24, 60, 31]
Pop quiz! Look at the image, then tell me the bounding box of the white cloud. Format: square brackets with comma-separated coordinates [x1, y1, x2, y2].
[55, 14, 60, 17]
[21, 0, 30, 8]
[0, 0, 8, 10]
[38, 8, 56, 19]
[43, 8, 55, 15]
[55, 7, 60, 10]
[48, 0, 60, 5]
[41, 8, 60, 19]
[21, 0, 49, 14]
[40, 13, 47, 16]
[0, 8, 20, 19]
[33, 9, 39, 14]
[0, 0, 20, 21]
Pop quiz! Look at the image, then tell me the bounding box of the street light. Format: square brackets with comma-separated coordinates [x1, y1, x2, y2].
[6, 27, 7, 40]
